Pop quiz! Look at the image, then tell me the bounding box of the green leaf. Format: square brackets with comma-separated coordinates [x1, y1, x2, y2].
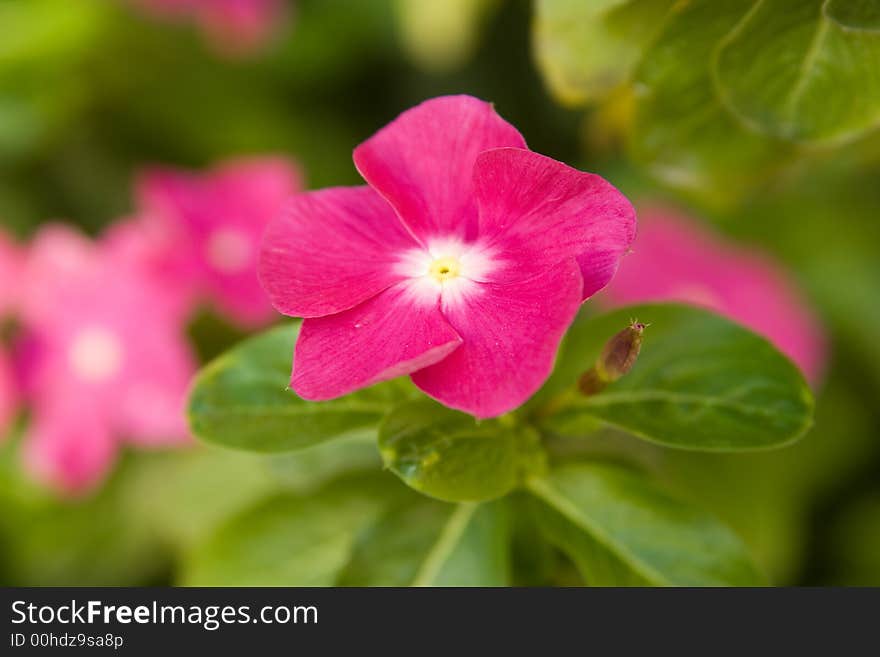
[533, 0, 677, 106]
[339, 499, 510, 586]
[182, 476, 392, 586]
[528, 463, 765, 586]
[713, 0, 880, 143]
[629, 0, 791, 201]
[535, 304, 814, 451]
[378, 400, 546, 502]
[124, 447, 277, 552]
[825, 0, 880, 32]
[187, 322, 412, 453]
[265, 434, 382, 492]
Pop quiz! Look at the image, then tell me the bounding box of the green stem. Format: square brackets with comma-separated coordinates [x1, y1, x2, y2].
[533, 386, 581, 420]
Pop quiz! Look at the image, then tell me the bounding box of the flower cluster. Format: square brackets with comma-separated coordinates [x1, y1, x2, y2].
[0, 95, 828, 493]
[0, 156, 299, 494]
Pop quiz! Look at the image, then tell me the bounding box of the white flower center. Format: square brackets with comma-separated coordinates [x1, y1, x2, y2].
[207, 228, 251, 273]
[68, 327, 124, 383]
[397, 238, 496, 307]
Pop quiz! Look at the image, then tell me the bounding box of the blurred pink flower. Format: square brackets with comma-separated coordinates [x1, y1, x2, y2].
[103, 216, 197, 323]
[260, 95, 636, 418]
[17, 225, 196, 495]
[601, 206, 827, 383]
[128, 156, 302, 328]
[133, 0, 287, 56]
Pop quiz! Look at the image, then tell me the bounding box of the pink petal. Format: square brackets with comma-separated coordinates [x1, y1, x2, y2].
[412, 259, 584, 418]
[23, 400, 117, 496]
[292, 282, 463, 400]
[136, 168, 202, 228]
[260, 186, 419, 318]
[209, 156, 303, 222]
[353, 95, 526, 243]
[137, 157, 301, 328]
[113, 327, 194, 446]
[17, 224, 99, 328]
[102, 216, 198, 322]
[474, 148, 636, 300]
[0, 348, 18, 440]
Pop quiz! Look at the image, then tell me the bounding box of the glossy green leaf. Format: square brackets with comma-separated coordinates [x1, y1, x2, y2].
[182, 476, 392, 586]
[528, 463, 765, 586]
[535, 304, 814, 451]
[187, 322, 412, 453]
[339, 500, 510, 586]
[629, 0, 791, 200]
[378, 400, 546, 502]
[713, 0, 880, 143]
[533, 0, 676, 105]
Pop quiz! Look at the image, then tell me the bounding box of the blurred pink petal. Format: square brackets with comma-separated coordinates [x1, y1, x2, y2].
[601, 206, 827, 383]
[103, 216, 198, 322]
[137, 156, 302, 328]
[263, 96, 636, 417]
[23, 397, 117, 497]
[0, 348, 18, 440]
[196, 0, 286, 55]
[132, 0, 286, 56]
[17, 225, 196, 494]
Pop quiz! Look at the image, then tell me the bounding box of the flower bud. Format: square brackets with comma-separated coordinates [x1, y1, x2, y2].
[578, 321, 645, 396]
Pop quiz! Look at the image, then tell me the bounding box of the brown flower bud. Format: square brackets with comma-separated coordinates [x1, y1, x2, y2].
[578, 320, 645, 396]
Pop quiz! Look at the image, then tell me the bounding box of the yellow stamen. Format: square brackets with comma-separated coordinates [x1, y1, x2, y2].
[428, 256, 461, 282]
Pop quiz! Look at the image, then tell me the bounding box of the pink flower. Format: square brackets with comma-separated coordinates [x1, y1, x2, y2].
[103, 215, 197, 323]
[601, 206, 827, 383]
[260, 96, 636, 418]
[133, 0, 286, 56]
[130, 156, 302, 328]
[17, 225, 196, 494]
